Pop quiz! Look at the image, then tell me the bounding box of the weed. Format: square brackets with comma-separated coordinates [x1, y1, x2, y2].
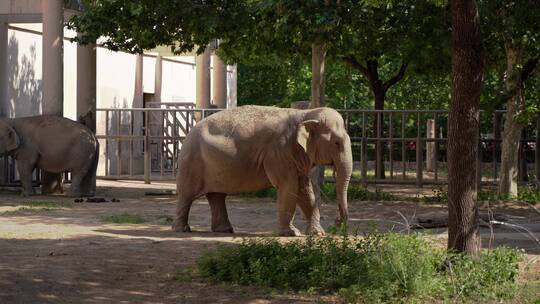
[419, 186, 540, 205]
[197, 233, 522, 303]
[241, 184, 395, 202]
[0, 201, 72, 216]
[101, 212, 146, 224]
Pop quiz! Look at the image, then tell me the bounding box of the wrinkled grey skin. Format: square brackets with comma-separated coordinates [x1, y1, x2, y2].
[173, 105, 353, 236]
[0, 116, 99, 197]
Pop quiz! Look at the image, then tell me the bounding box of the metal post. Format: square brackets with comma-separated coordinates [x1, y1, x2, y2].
[144, 110, 150, 184]
[434, 113, 439, 181]
[416, 113, 423, 188]
[536, 113, 540, 181]
[477, 125, 482, 191]
[389, 112, 393, 179]
[402, 113, 406, 179]
[361, 112, 367, 186]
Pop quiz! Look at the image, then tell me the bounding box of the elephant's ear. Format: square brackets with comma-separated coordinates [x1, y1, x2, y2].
[1, 123, 20, 153]
[296, 120, 319, 152]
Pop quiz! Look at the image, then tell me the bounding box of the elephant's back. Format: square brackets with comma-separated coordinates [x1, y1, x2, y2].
[198, 105, 298, 139]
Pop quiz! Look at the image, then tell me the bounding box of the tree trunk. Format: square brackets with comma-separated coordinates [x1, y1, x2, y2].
[518, 129, 529, 182]
[447, 0, 483, 254]
[311, 43, 326, 108]
[373, 84, 386, 179]
[498, 44, 523, 197]
[310, 43, 327, 205]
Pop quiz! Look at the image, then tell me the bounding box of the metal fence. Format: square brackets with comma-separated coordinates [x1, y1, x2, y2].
[1, 107, 538, 188]
[95, 105, 220, 183]
[95, 107, 540, 188]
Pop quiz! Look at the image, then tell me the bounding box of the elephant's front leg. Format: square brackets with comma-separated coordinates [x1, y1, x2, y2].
[17, 162, 35, 196]
[276, 182, 302, 236]
[296, 175, 325, 236]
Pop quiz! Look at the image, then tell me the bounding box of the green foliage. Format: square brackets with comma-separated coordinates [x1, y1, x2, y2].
[444, 247, 521, 301]
[197, 233, 522, 303]
[321, 184, 396, 201]
[240, 184, 395, 202]
[418, 186, 540, 205]
[101, 212, 146, 224]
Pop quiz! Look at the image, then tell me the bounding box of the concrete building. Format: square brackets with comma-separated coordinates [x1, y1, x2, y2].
[0, 0, 237, 183]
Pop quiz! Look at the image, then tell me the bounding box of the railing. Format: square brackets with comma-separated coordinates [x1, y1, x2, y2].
[95, 106, 220, 183]
[3, 107, 537, 188]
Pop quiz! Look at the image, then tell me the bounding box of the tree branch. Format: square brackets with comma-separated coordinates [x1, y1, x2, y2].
[383, 62, 408, 91]
[343, 56, 369, 77]
[521, 57, 539, 83]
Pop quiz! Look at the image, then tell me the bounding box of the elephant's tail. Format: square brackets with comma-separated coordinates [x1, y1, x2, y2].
[88, 139, 100, 196]
[92, 139, 100, 175]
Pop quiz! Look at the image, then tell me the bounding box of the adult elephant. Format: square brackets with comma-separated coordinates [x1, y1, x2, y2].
[173, 105, 353, 236]
[0, 116, 99, 197]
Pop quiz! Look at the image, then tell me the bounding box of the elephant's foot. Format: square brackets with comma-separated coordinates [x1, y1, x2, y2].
[172, 219, 191, 232]
[212, 225, 234, 233]
[20, 190, 35, 197]
[279, 226, 302, 237]
[66, 188, 83, 198]
[306, 223, 325, 236]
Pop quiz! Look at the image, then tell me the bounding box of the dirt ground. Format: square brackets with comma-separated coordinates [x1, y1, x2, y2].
[0, 180, 539, 304]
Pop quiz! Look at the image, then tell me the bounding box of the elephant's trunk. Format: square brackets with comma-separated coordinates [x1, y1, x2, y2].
[334, 134, 353, 226]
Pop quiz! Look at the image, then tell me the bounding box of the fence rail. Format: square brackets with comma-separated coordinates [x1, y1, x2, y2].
[1, 107, 538, 189]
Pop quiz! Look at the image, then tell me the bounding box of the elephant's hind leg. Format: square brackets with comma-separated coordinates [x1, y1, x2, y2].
[207, 192, 233, 233]
[172, 193, 196, 232]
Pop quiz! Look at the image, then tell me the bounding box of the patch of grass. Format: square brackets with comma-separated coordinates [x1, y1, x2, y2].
[0, 200, 72, 216]
[197, 233, 522, 303]
[321, 183, 396, 201]
[239, 188, 278, 199]
[101, 212, 146, 224]
[418, 185, 540, 205]
[240, 184, 396, 202]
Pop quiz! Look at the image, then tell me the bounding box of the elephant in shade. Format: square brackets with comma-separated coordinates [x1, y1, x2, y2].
[0, 116, 99, 197]
[173, 105, 353, 236]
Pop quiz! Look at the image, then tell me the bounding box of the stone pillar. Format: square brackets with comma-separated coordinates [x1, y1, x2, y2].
[154, 55, 162, 103]
[227, 64, 237, 109]
[195, 48, 211, 119]
[133, 54, 144, 174]
[74, 39, 97, 194]
[212, 54, 227, 108]
[76, 41, 96, 132]
[0, 22, 7, 184]
[42, 0, 64, 116]
[426, 119, 436, 172]
[134, 54, 144, 108]
[0, 22, 7, 117]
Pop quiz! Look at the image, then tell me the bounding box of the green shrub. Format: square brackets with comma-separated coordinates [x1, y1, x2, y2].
[197, 233, 521, 303]
[241, 184, 395, 201]
[101, 212, 146, 224]
[420, 186, 540, 205]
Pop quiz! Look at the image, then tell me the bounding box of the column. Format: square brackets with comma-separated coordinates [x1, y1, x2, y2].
[212, 54, 227, 108]
[134, 54, 144, 175]
[42, 0, 64, 116]
[154, 55, 162, 103]
[195, 47, 211, 118]
[76, 41, 96, 132]
[133, 54, 144, 108]
[227, 64, 237, 109]
[0, 22, 7, 184]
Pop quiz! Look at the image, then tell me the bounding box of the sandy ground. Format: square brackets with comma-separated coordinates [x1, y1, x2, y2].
[0, 180, 539, 304]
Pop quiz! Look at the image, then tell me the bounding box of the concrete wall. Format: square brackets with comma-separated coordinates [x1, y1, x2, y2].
[5, 23, 237, 178]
